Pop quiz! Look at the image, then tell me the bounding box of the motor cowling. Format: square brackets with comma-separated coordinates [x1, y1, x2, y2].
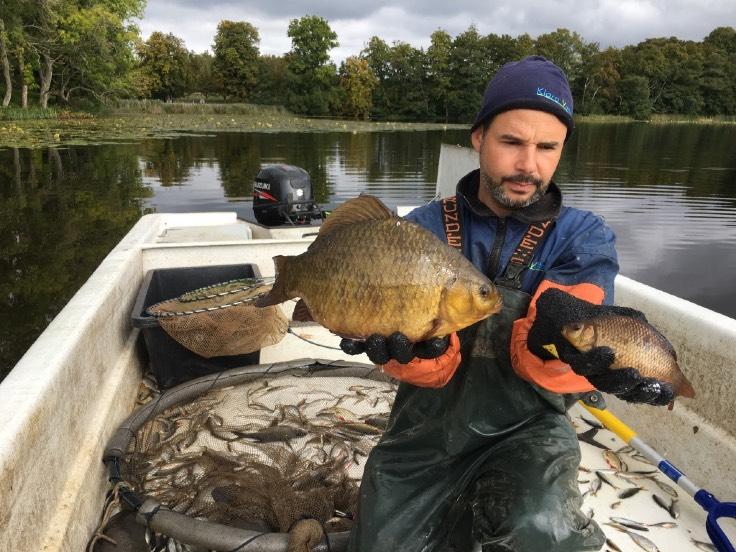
[253, 164, 321, 226]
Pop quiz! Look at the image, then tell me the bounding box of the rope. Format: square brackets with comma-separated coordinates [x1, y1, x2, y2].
[287, 326, 342, 351]
[226, 532, 268, 552]
[86, 481, 126, 552]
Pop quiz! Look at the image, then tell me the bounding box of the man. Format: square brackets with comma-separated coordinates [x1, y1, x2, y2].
[341, 56, 674, 551]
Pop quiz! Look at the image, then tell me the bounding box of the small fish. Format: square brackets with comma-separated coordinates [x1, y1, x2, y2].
[589, 476, 602, 496]
[317, 406, 360, 421]
[690, 538, 717, 551]
[578, 428, 607, 450]
[605, 450, 627, 472]
[653, 479, 678, 498]
[605, 537, 623, 552]
[609, 516, 649, 531]
[362, 414, 389, 430]
[617, 486, 643, 499]
[596, 470, 619, 489]
[630, 453, 656, 465]
[669, 498, 680, 519]
[581, 416, 604, 429]
[626, 531, 660, 552]
[617, 470, 657, 480]
[610, 501, 621, 509]
[652, 494, 678, 519]
[647, 521, 677, 529]
[240, 425, 307, 443]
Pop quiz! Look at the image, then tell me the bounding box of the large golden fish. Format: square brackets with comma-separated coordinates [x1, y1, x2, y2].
[561, 314, 695, 399]
[255, 194, 502, 341]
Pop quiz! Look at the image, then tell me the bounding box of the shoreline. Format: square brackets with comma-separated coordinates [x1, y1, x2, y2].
[1, 110, 734, 149]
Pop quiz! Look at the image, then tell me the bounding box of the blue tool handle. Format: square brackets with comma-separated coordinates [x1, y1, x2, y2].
[695, 490, 736, 552]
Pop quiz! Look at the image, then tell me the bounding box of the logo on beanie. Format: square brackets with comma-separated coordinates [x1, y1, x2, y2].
[536, 87, 572, 115]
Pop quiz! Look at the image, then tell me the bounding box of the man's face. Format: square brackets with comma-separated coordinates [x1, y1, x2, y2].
[471, 109, 567, 214]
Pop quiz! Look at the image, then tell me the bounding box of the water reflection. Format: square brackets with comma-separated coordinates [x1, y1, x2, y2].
[1, 123, 736, 380]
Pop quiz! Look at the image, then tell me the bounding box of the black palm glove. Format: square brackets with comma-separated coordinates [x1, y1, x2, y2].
[527, 288, 674, 406]
[340, 332, 450, 365]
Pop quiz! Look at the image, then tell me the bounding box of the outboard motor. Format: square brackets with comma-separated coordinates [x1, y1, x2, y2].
[253, 164, 323, 226]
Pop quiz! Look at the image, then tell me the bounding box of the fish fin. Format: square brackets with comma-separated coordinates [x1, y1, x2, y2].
[677, 377, 695, 399]
[292, 299, 314, 322]
[419, 318, 448, 341]
[254, 255, 293, 307]
[315, 194, 393, 240]
[607, 305, 649, 322]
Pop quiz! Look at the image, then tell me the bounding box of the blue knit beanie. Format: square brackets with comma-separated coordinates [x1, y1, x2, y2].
[472, 55, 574, 140]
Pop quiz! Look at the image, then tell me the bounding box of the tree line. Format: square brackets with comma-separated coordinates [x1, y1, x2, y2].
[1, 2, 735, 120]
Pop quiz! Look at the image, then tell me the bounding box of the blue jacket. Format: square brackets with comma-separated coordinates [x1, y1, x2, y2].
[405, 169, 619, 302]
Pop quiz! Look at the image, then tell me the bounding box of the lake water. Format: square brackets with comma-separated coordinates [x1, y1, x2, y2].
[1, 123, 736, 380]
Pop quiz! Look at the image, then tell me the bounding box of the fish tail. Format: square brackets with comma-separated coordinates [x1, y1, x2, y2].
[677, 376, 696, 399]
[254, 255, 294, 307]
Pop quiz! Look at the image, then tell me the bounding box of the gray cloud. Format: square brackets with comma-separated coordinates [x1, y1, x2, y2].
[137, 0, 736, 61]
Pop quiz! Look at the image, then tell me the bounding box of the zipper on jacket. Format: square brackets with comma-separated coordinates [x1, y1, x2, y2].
[486, 218, 507, 280]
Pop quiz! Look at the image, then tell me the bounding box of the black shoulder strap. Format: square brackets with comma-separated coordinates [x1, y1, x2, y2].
[442, 196, 554, 290]
[441, 196, 462, 251]
[496, 220, 555, 289]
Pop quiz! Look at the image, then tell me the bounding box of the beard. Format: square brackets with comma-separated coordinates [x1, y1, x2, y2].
[480, 172, 546, 210]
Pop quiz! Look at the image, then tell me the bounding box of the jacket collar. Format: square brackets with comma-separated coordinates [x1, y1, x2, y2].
[456, 169, 562, 223]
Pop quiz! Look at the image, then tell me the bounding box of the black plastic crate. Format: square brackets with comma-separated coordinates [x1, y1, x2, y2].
[131, 264, 262, 390]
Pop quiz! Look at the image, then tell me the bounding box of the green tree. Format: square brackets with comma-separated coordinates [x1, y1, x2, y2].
[55, 4, 140, 103]
[361, 36, 392, 118]
[212, 20, 260, 101]
[534, 28, 590, 93]
[703, 26, 736, 56]
[579, 47, 622, 114]
[339, 56, 378, 119]
[702, 27, 736, 115]
[251, 55, 287, 105]
[426, 30, 452, 122]
[446, 25, 489, 122]
[14, 0, 143, 107]
[285, 15, 339, 115]
[0, 17, 12, 106]
[137, 32, 190, 101]
[621, 38, 704, 114]
[617, 74, 652, 119]
[187, 51, 219, 100]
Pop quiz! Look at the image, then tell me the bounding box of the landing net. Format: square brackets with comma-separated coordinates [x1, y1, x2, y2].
[146, 279, 288, 358]
[98, 360, 396, 552]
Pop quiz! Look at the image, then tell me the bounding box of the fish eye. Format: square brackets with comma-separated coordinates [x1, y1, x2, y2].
[570, 323, 583, 331]
[479, 285, 490, 299]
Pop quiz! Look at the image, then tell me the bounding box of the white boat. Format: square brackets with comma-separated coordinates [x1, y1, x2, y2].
[1, 145, 734, 552]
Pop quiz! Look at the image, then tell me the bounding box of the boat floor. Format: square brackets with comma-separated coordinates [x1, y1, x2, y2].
[572, 400, 730, 552]
[260, 323, 731, 551]
[109, 311, 731, 552]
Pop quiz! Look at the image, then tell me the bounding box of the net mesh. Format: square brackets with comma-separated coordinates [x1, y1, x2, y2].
[120, 367, 396, 537]
[146, 279, 288, 358]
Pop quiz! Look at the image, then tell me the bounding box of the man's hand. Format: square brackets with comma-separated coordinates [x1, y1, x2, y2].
[527, 288, 674, 406]
[340, 332, 450, 365]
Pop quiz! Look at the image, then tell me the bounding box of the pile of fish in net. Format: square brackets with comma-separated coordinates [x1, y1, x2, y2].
[573, 412, 716, 552]
[92, 361, 396, 552]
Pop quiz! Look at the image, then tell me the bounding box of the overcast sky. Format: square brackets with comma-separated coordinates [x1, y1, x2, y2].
[137, 0, 736, 63]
